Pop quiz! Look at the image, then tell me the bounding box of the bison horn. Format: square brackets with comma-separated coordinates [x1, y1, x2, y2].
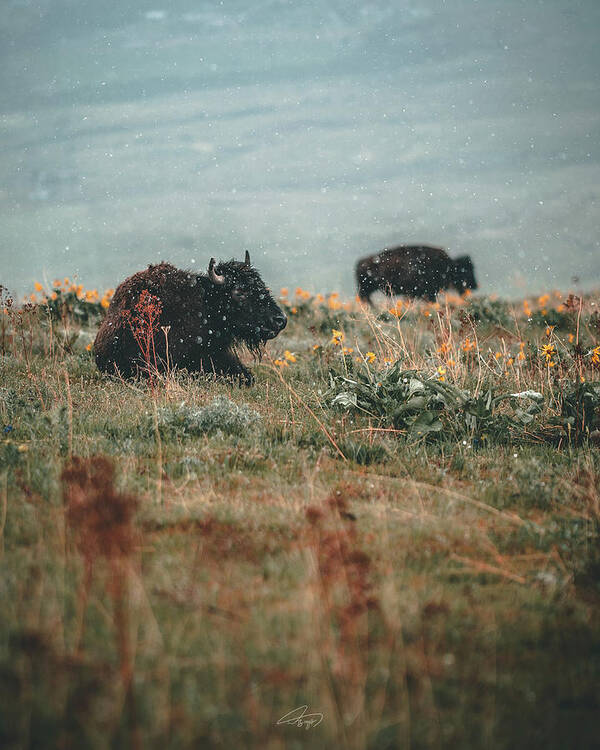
[208, 258, 225, 285]
[244, 250, 251, 266]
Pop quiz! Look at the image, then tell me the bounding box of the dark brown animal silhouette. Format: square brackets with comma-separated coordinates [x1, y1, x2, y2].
[355, 245, 477, 305]
[93, 252, 286, 384]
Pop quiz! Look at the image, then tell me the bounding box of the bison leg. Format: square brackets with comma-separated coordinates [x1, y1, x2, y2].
[94, 321, 138, 378]
[207, 350, 254, 386]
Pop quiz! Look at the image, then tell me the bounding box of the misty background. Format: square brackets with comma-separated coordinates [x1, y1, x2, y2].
[1, 0, 599, 300]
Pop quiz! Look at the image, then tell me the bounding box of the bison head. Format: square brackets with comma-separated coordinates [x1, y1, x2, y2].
[452, 255, 478, 293]
[207, 251, 287, 349]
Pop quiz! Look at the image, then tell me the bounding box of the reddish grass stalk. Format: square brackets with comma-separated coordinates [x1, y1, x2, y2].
[64, 370, 73, 456]
[450, 553, 527, 584]
[62, 455, 140, 725]
[0, 470, 7, 558]
[0, 285, 13, 357]
[122, 289, 163, 382]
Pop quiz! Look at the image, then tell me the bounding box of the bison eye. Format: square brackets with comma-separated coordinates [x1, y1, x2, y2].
[232, 288, 247, 303]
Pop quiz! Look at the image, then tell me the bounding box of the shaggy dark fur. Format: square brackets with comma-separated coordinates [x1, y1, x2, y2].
[355, 245, 477, 304]
[93, 255, 286, 384]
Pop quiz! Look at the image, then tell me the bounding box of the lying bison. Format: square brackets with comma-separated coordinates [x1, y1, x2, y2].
[93, 252, 286, 384]
[355, 245, 477, 305]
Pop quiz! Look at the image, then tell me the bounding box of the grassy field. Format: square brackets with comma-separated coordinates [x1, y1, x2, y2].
[1, 281, 599, 749]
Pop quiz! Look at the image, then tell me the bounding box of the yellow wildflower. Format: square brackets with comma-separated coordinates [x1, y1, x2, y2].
[34, 282, 43, 292]
[313, 344, 322, 352]
[568, 333, 575, 344]
[50, 292, 58, 301]
[365, 351, 376, 364]
[85, 343, 93, 351]
[280, 287, 289, 296]
[331, 329, 344, 345]
[328, 294, 342, 311]
[274, 358, 289, 368]
[342, 346, 354, 356]
[446, 293, 464, 306]
[540, 343, 556, 367]
[101, 297, 110, 309]
[290, 307, 298, 314]
[53, 279, 62, 288]
[284, 350, 296, 363]
[295, 287, 311, 300]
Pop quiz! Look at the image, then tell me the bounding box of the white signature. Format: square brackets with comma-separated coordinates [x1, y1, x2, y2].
[276, 705, 324, 729]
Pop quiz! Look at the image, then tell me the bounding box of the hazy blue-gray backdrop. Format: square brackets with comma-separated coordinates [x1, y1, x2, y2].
[1, 0, 599, 299]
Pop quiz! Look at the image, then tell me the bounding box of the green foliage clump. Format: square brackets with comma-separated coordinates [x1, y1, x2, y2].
[466, 296, 513, 327]
[326, 362, 544, 444]
[463, 388, 543, 446]
[529, 308, 571, 330]
[552, 380, 600, 444]
[155, 397, 262, 438]
[43, 289, 105, 325]
[338, 438, 390, 465]
[0, 386, 45, 434]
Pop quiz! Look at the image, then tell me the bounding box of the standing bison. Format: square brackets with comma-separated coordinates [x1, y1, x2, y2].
[93, 252, 286, 384]
[355, 245, 477, 305]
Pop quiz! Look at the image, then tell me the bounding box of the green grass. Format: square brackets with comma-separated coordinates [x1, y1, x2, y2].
[0, 288, 599, 749]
